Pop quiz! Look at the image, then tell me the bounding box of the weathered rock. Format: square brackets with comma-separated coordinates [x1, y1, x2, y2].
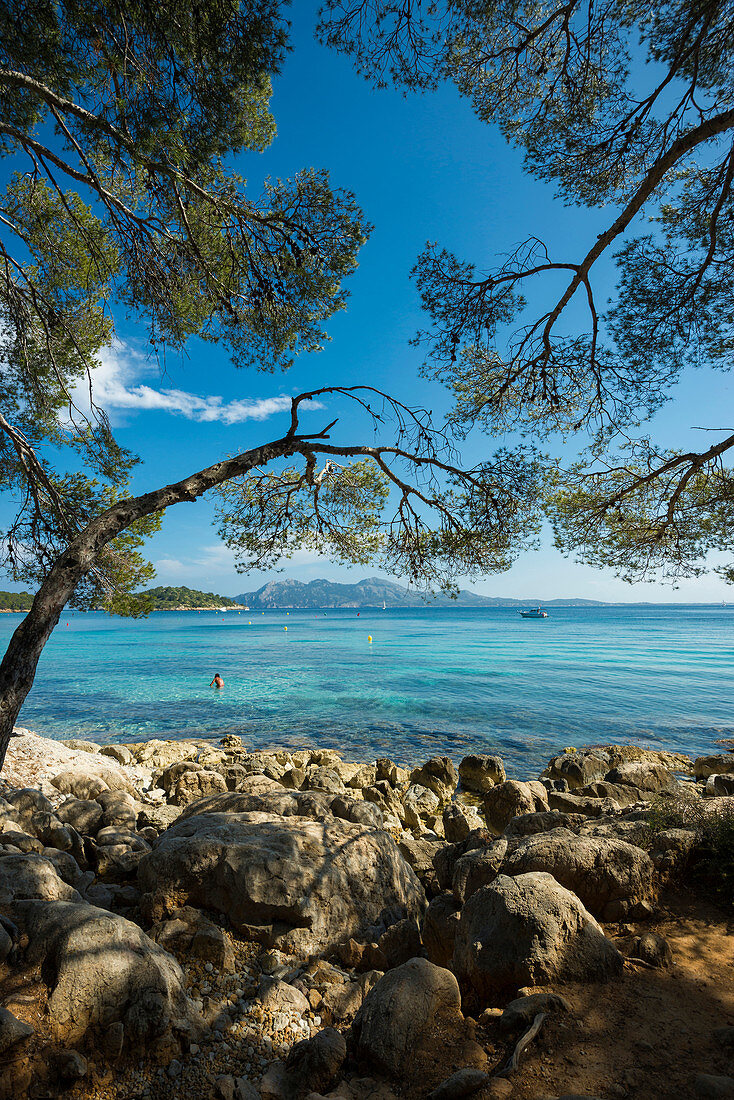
[403, 784, 440, 829]
[307, 766, 346, 795]
[505, 811, 585, 837]
[397, 834, 442, 894]
[176, 788, 333, 822]
[128, 739, 200, 770]
[694, 754, 734, 780]
[0, 1007, 33, 1053]
[375, 758, 408, 787]
[410, 758, 458, 804]
[378, 918, 422, 969]
[150, 906, 235, 970]
[458, 755, 506, 794]
[0, 852, 80, 904]
[97, 790, 139, 831]
[139, 811, 425, 954]
[283, 1027, 347, 1096]
[452, 840, 508, 905]
[605, 761, 677, 793]
[60, 739, 100, 753]
[51, 762, 133, 799]
[547, 752, 609, 789]
[320, 970, 382, 1022]
[580, 781, 648, 806]
[56, 798, 104, 836]
[484, 781, 547, 832]
[433, 830, 494, 891]
[428, 1068, 489, 1100]
[705, 774, 734, 797]
[453, 872, 623, 1004]
[422, 893, 461, 969]
[21, 899, 201, 1045]
[443, 802, 485, 843]
[55, 1049, 88, 1080]
[100, 744, 134, 766]
[5, 788, 53, 818]
[352, 957, 463, 1077]
[330, 796, 384, 829]
[547, 791, 620, 817]
[499, 828, 655, 921]
[630, 931, 673, 968]
[348, 764, 378, 789]
[693, 1074, 734, 1098]
[41, 848, 85, 889]
[498, 992, 571, 1033]
[0, 829, 43, 853]
[259, 977, 310, 1015]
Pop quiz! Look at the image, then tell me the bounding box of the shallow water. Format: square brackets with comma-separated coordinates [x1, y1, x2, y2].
[2, 605, 732, 778]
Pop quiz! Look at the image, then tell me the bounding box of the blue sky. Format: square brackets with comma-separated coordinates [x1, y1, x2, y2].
[8, 4, 734, 602]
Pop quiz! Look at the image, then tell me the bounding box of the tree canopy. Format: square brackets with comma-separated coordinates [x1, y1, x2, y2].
[0, 0, 366, 609]
[319, 0, 734, 583]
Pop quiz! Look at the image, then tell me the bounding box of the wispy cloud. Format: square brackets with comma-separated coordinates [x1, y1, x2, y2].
[71, 343, 320, 425]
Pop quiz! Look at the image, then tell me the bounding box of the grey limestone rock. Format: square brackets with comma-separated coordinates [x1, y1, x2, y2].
[443, 801, 485, 843]
[0, 851, 81, 904]
[484, 781, 547, 832]
[352, 957, 463, 1077]
[0, 1006, 33, 1053]
[498, 827, 655, 921]
[694, 753, 734, 780]
[605, 761, 677, 793]
[547, 752, 609, 789]
[458, 754, 506, 793]
[409, 757, 458, 804]
[453, 872, 623, 1004]
[422, 892, 461, 969]
[428, 1068, 489, 1100]
[139, 811, 425, 955]
[21, 898, 201, 1046]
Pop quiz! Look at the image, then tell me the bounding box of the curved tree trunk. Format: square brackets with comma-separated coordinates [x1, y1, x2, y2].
[0, 432, 299, 771]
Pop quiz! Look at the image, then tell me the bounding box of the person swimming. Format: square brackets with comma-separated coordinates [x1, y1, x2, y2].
[210, 673, 224, 689]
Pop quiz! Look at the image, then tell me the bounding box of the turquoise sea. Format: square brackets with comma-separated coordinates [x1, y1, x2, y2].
[2, 605, 733, 779]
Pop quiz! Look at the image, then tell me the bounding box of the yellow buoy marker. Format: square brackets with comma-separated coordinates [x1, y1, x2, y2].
[368, 635, 373, 643]
[284, 626, 288, 631]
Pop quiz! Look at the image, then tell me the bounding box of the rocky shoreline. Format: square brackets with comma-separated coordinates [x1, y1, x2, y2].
[0, 729, 732, 1100]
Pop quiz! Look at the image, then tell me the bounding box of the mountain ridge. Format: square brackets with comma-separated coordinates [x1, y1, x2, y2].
[234, 576, 606, 609]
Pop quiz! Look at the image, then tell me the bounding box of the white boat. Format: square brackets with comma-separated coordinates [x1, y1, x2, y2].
[519, 607, 548, 619]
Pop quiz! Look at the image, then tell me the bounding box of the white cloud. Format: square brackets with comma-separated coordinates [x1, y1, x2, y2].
[70, 342, 320, 425]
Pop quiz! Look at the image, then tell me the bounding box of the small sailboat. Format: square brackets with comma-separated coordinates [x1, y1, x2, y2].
[519, 606, 548, 619]
[382, 600, 386, 610]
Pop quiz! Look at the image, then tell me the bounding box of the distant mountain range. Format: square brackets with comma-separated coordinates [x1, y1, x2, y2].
[234, 577, 606, 609]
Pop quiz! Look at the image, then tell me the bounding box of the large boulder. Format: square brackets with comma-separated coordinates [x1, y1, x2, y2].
[547, 752, 609, 789]
[458, 755, 506, 793]
[605, 761, 677, 794]
[694, 754, 734, 780]
[442, 802, 485, 843]
[409, 758, 458, 805]
[705, 774, 734, 797]
[138, 812, 425, 955]
[352, 957, 463, 1077]
[0, 852, 81, 904]
[422, 893, 461, 969]
[403, 784, 440, 829]
[498, 828, 655, 921]
[51, 761, 133, 800]
[453, 872, 623, 1004]
[21, 899, 201, 1046]
[176, 788, 334, 822]
[484, 781, 547, 832]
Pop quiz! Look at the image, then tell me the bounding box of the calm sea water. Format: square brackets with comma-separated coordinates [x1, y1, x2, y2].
[2, 605, 732, 779]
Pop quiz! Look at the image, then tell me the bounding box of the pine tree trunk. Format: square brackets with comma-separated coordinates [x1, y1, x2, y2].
[0, 433, 298, 771]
